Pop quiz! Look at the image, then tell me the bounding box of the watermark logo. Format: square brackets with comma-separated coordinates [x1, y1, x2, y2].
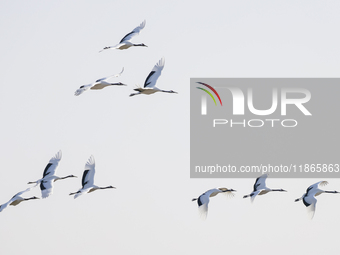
[195, 81, 312, 128]
[197, 85, 311, 116]
[191, 78, 340, 178]
[196, 82, 222, 115]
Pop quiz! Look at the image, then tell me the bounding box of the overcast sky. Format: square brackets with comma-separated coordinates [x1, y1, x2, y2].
[0, 1, 340, 254]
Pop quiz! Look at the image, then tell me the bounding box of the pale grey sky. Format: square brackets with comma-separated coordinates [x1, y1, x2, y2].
[0, 1, 340, 254]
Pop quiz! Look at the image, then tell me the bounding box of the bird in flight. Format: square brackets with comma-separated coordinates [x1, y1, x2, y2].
[70, 155, 115, 199]
[192, 187, 235, 219]
[99, 20, 147, 51]
[74, 68, 125, 96]
[295, 181, 339, 219]
[0, 187, 39, 212]
[129, 57, 177, 97]
[28, 151, 77, 198]
[243, 174, 286, 202]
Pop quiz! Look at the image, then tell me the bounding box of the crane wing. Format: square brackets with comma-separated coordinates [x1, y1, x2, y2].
[42, 151, 62, 178]
[306, 181, 328, 194]
[198, 192, 211, 205]
[11, 187, 32, 199]
[0, 201, 10, 212]
[40, 179, 54, 199]
[0, 187, 33, 212]
[75, 87, 86, 96]
[143, 58, 165, 88]
[119, 20, 146, 43]
[250, 190, 261, 203]
[95, 67, 124, 82]
[197, 193, 210, 220]
[253, 174, 268, 191]
[74, 84, 93, 96]
[81, 155, 95, 189]
[303, 195, 317, 219]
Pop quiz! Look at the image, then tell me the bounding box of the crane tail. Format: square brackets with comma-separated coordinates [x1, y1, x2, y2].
[222, 191, 235, 198]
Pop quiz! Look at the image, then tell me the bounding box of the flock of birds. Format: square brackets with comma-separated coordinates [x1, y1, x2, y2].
[1, 20, 178, 214]
[192, 174, 339, 219]
[0, 151, 115, 212]
[74, 20, 177, 97]
[1, 151, 338, 221]
[1, 20, 337, 222]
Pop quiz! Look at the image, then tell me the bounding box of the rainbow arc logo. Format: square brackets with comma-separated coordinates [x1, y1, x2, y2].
[196, 82, 222, 106]
[196, 82, 222, 115]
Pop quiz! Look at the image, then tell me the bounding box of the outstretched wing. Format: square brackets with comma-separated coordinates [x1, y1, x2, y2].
[95, 67, 124, 82]
[253, 174, 268, 191]
[198, 192, 211, 205]
[196, 193, 210, 220]
[306, 181, 328, 194]
[81, 155, 95, 189]
[250, 190, 261, 203]
[0, 201, 10, 212]
[40, 179, 54, 199]
[303, 195, 317, 219]
[74, 84, 92, 96]
[74, 87, 86, 96]
[119, 20, 146, 43]
[73, 187, 92, 199]
[0, 187, 33, 212]
[11, 187, 32, 199]
[143, 57, 165, 88]
[42, 151, 62, 178]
